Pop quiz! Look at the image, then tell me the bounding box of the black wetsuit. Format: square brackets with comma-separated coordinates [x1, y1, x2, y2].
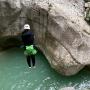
[21, 29, 35, 67]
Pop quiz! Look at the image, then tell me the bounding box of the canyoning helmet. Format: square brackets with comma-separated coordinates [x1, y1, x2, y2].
[24, 24, 30, 30]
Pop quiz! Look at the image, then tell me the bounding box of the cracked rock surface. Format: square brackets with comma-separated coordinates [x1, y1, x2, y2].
[0, 0, 90, 76]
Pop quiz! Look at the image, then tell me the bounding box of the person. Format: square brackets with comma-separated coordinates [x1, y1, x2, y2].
[21, 24, 36, 68]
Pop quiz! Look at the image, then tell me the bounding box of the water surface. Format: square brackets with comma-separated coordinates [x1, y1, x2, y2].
[0, 48, 90, 90]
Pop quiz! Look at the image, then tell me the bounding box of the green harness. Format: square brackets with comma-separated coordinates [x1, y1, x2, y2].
[24, 45, 37, 56]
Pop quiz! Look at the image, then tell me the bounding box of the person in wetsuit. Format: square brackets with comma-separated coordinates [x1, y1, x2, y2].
[21, 24, 35, 68]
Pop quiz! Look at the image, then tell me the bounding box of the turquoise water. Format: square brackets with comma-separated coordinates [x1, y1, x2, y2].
[0, 48, 90, 90]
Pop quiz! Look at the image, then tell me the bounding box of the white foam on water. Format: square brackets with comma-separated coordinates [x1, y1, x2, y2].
[76, 80, 90, 90]
[60, 87, 75, 90]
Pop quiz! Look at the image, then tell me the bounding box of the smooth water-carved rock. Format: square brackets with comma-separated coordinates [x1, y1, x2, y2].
[0, 0, 90, 76]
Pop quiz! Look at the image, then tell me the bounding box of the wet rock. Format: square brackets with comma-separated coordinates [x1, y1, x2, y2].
[0, 0, 90, 76]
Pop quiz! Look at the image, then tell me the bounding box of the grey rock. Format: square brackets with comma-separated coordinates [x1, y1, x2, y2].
[0, 0, 90, 76]
[85, 2, 90, 7]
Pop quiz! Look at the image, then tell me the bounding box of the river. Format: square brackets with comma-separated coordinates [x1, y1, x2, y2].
[0, 48, 90, 90]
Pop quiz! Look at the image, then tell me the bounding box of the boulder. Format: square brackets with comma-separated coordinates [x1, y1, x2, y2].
[0, 0, 90, 76]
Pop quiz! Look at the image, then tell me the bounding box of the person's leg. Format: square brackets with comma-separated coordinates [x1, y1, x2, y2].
[26, 56, 31, 67]
[31, 55, 35, 67]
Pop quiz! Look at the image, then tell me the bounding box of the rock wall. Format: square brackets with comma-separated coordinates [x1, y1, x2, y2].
[0, 0, 90, 76]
